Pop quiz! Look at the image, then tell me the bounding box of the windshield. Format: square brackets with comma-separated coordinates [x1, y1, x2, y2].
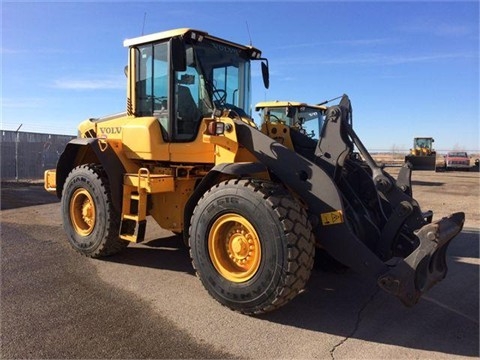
[448, 152, 468, 157]
[414, 138, 433, 149]
[298, 107, 324, 139]
[182, 38, 252, 117]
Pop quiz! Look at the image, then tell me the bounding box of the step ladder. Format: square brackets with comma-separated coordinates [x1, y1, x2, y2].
[119, 168, 174, 243]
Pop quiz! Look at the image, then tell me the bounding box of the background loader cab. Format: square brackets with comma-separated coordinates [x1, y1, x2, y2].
[256, 101, 326, 138]
[255, 101, 326, 159]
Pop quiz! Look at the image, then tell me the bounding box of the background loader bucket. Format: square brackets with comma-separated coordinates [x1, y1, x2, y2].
[405, 155, 437, 171]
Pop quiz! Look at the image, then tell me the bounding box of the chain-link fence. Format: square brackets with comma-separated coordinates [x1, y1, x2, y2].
[1, 131, 75, 180]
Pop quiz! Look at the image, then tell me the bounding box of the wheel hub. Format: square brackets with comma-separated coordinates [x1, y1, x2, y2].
[81, 200, 94, 227]
[70, 188, 96, 236]
[208, 214, 261, 283]
[231, 235, 248, 258]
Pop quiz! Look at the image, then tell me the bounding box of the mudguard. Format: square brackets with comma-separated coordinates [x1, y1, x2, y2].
[55, 138, 126, 212]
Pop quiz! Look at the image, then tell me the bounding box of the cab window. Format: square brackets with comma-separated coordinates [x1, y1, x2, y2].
[136, 42, 169, 138]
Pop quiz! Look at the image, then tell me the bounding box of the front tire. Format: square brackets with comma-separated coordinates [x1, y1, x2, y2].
[61, 164, 128, 258]
[189, 179, 315, 314]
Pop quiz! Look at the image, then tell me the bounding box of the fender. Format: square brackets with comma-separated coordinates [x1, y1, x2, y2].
[56, 138, 126, 212]
[210, 162, 267, 177]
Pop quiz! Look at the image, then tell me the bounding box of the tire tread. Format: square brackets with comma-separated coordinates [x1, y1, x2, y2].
[189, 178, 315, 315]
[62, 163, 128, 258]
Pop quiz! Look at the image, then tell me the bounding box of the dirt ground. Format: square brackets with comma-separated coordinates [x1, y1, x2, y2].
[384, 167, 479, 229]
[373, 153, 480, 168]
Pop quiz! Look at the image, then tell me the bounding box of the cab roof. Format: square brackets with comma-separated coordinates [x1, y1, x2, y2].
[123, 28, 262, 57]
[255, 101, 327, 112]
[123, 28, 202, 47]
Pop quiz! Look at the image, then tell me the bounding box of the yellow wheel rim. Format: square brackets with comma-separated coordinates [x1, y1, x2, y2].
[70, 188, 96, 236]
[208, 214, 261, 283]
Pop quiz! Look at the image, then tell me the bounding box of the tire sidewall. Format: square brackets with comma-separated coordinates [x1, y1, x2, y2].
[190, 182, 289, 312]
[62, 166, 112, 256]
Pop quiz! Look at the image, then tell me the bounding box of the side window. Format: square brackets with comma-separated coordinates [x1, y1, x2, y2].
[299, 108, 323, 140]
[136, 42, 169, 138]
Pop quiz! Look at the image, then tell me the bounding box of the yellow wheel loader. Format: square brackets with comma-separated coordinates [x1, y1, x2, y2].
[405, 137, 437, 170]
[45, 28, 464, 314]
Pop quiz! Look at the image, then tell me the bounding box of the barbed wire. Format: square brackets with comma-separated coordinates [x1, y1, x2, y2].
[1, 122, 77, 136]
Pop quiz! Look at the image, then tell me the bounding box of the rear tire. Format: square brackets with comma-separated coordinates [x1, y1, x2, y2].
[189, 179, 315, 314]
[61, 164, 128, 258]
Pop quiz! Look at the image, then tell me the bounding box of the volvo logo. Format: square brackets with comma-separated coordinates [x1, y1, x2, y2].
[99, 127, 122, 135]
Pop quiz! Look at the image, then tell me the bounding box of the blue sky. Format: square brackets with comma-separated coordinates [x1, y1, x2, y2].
[1, 1, 479, 152]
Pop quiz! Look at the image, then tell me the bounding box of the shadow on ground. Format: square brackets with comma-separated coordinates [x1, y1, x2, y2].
[3, 181, 478, 357]
[104, 228, 479, 358]
[411, 180, 444, 186]
[1, 181, 58, 210]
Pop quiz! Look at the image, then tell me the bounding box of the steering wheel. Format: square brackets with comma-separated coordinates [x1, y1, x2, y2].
[151, 96, 167, 111]
[269, 114, 281, 122]
[213, 89, 227, 104]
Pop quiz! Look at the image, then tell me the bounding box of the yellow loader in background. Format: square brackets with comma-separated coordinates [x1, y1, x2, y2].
[45, 28, 464, 314]
[405, 137, 437, 170]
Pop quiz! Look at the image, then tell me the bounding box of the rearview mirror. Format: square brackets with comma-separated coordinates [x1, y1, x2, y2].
[261, 60, 269, 89]
[286, 106, 295, 118]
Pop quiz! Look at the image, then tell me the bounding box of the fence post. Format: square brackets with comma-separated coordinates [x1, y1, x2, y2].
[15, 124, 23, 181]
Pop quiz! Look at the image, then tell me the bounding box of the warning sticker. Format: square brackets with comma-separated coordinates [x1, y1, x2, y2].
[320, 210, 344, 226]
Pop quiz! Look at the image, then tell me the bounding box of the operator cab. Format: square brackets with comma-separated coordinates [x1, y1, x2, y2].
[124, 29, 269, 142]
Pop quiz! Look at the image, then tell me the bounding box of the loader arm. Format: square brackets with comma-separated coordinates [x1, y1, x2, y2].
[328, 98, 465, 304]
[234, 95, 464, 306]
